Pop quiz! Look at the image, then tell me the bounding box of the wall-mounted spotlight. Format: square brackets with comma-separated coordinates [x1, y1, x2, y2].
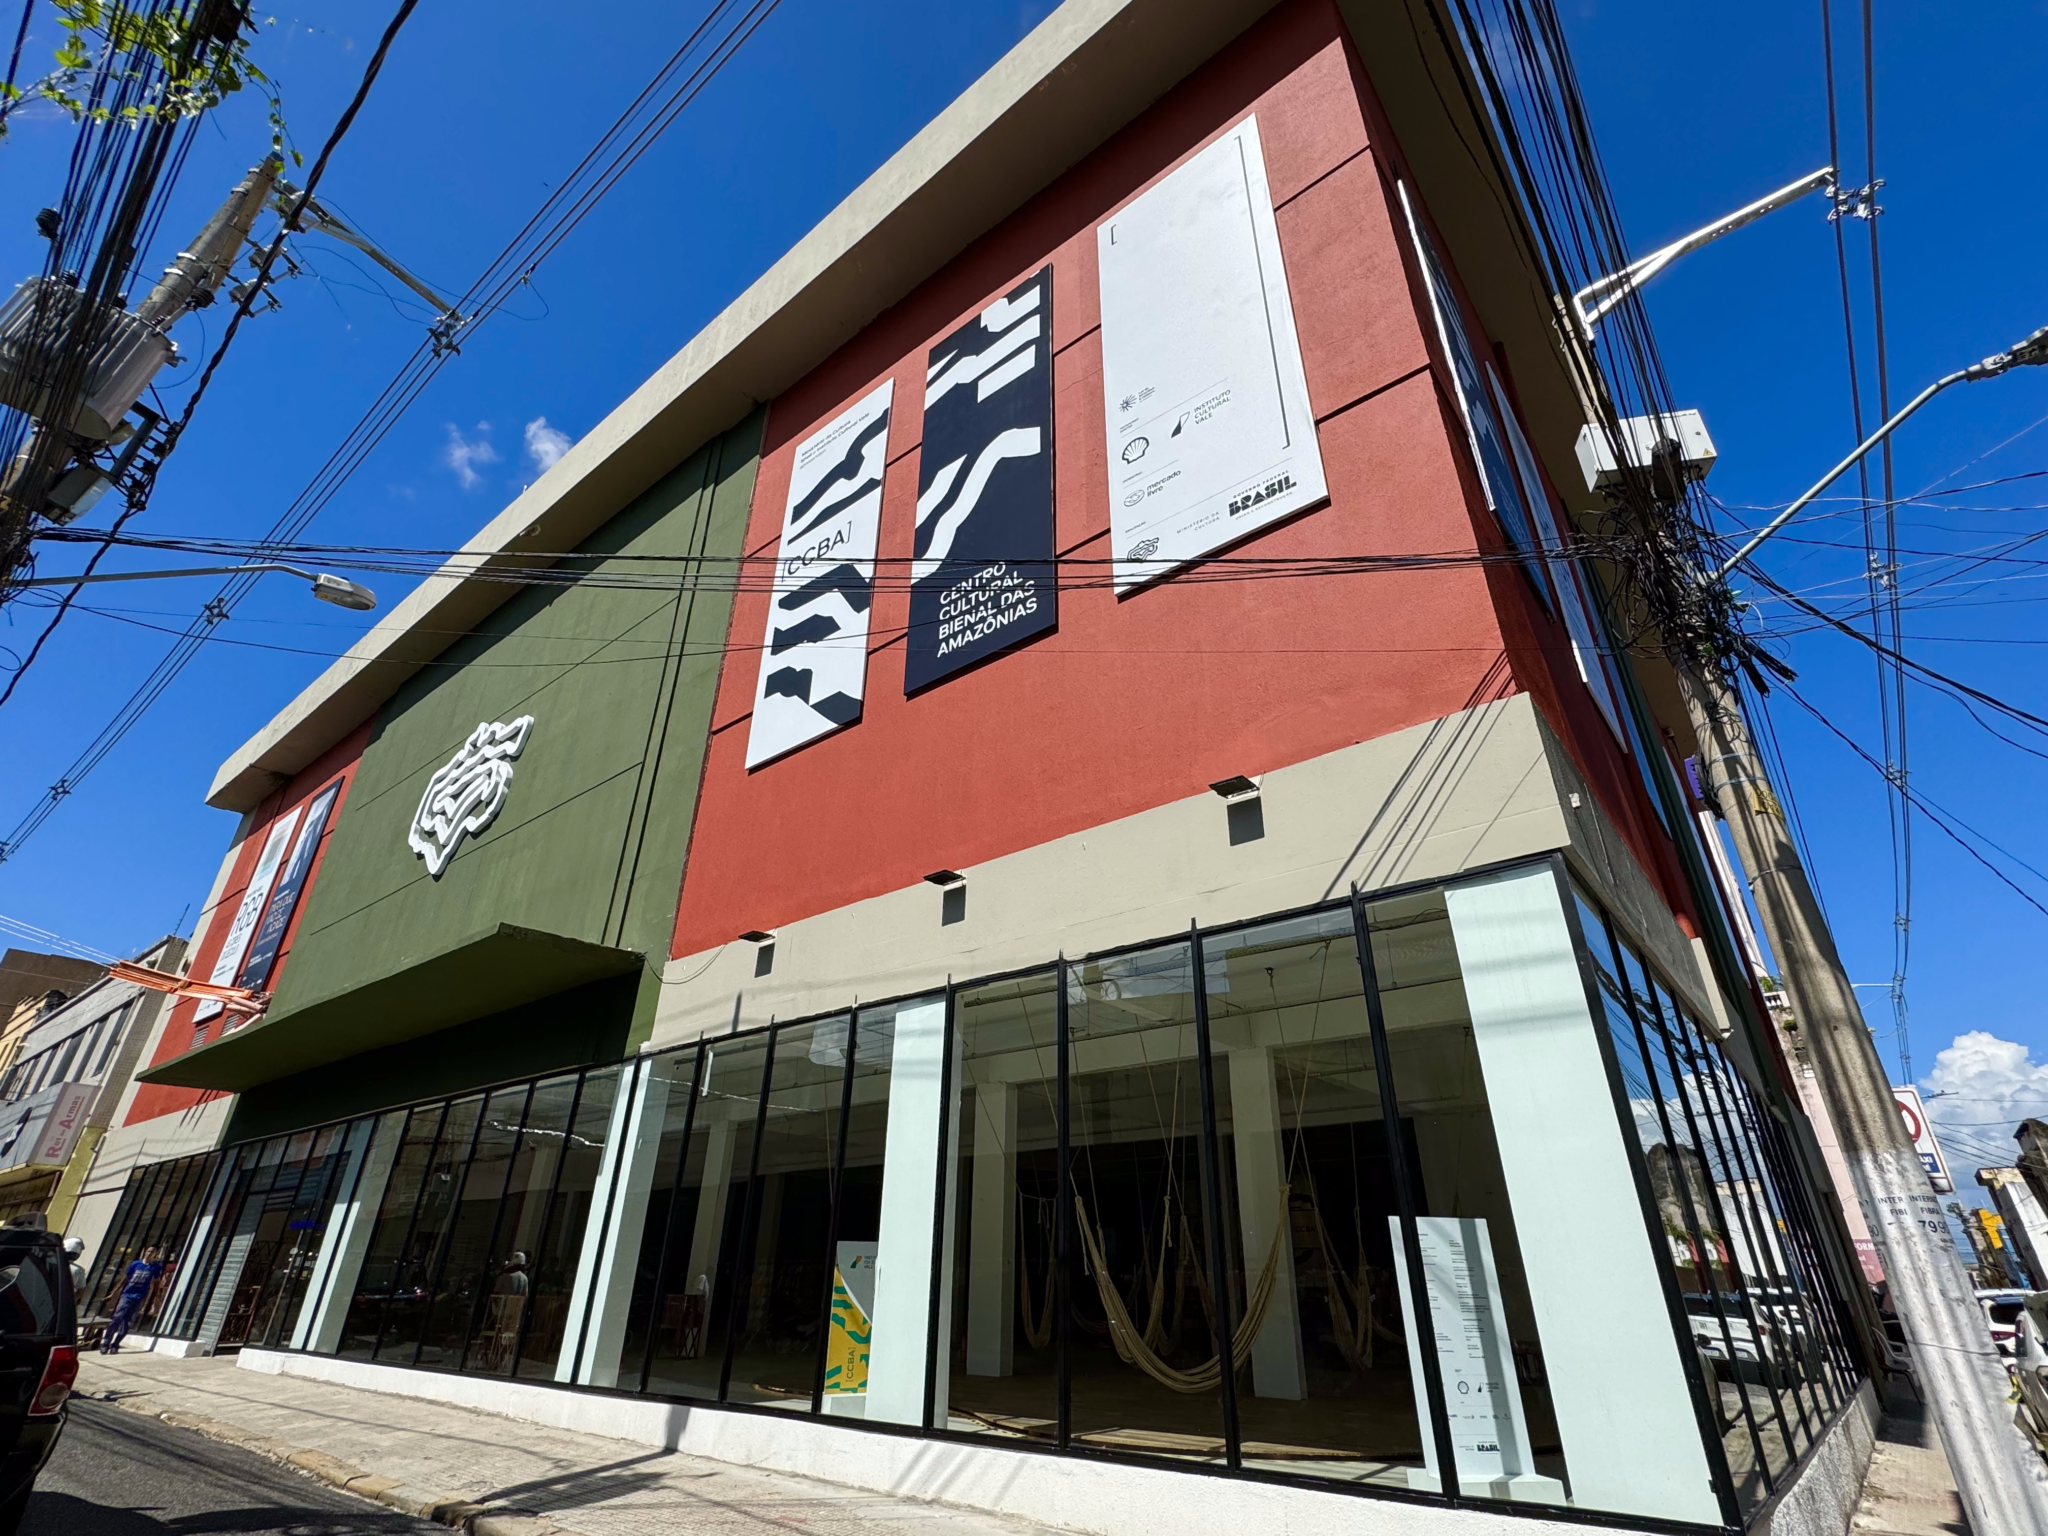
[925, 870, 968, 925]
[1210, 775, 1265, 844]
[739, 929, 775, 976]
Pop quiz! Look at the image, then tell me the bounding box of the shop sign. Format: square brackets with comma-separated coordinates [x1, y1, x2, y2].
[1097, 114, 1326, 591]
[904, 267, 1056, 691]
[235, 777, 344, 994]
[194, 805, 303, 1022]
[29, 1082, 95, 1167]
[1893, 1084, 1954, 1194]
[746, 379, 895, 767]
[409, 716, 535, 877]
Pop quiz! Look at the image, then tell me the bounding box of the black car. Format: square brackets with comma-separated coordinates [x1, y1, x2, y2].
[0, 1223, 77, 1534]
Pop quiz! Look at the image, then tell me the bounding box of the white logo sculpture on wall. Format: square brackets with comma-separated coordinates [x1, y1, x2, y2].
[409, 716, 534, 877]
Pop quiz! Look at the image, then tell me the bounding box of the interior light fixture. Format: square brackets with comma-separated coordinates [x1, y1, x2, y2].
[1209, 775, 1261, 800]
[924, 870, 966, 887]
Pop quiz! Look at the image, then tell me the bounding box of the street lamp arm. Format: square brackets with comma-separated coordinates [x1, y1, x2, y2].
[1714, 324, 2048, 580]
[10, 562, 378, 610]
[1573, 166, 1836, 335]
[13, 562, 320, 588]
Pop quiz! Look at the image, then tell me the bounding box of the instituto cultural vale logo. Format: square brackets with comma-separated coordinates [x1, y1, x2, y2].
[408, 716, 535, 877]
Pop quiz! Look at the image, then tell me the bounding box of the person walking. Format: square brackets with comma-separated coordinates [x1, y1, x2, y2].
[101, 1245, 164, 1354]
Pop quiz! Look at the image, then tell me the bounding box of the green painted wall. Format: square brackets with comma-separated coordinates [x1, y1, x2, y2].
[263, 411, 762, 1103]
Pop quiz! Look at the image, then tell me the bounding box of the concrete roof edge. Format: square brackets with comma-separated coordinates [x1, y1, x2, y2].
[207, 0, 1279, 812]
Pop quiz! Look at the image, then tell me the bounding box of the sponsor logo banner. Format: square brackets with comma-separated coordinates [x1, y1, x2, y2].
[1098, 115, 1327, 591]
[236, 777, 344, 995]
[746, 379, 895, 768]
[194, 805, 303, 1023]
[904, 267, 1056, 691]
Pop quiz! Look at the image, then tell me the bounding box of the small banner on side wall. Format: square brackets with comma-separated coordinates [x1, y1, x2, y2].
[746, 378, 895, 768]
[904, 266, 1057, 692]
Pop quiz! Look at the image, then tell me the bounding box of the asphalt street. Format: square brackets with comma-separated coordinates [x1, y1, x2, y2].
[24, 1396, 441, 1535]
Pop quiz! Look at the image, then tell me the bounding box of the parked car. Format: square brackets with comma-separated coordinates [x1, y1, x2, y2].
[2014, 1293, 2048, 1456]
[1979, 1287, 2030, 1360]
[0, 1219, 77, 1534]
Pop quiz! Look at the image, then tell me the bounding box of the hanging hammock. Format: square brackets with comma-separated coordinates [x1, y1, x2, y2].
[1018, 1193, 1055, 1351]
[1073, 1191, 1289, 1394]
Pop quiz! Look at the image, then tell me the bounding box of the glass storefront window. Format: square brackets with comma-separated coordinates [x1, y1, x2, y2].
[1064, 941, 1229, 1461]
[126, 860, 1863, 1535]
[725, 1017, 851, 1409]
[1203, 907, 1431, 1487]
[649, 1037, 768, 1400]
[477, 1073, 579, 1376]
[942, 970, 1060, 1443]
[336, 1105, 447, 1360]
[1364, 890, 1569, 1505]
[521, 1066, 618, 1380]
[415, 1084, 529, 1370]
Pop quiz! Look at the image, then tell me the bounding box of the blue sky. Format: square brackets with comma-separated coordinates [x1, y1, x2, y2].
[2, 2, 2044, 1192]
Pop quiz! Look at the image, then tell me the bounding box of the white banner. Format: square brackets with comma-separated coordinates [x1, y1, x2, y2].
[746, 379, 895, 768]
[194, 805, 302, 1023]
[1392, 1215, 1563, 1502]
[1098, 115, 1326, 590]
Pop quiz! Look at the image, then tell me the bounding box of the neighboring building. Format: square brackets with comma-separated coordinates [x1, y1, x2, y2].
[1980, 1166, 2048, 1291]
[2018, 1116, 2048, 1214]
[0, 947, 107, 1080]
[107, 3, 1876, 1533]
[0, 937, 179, 1231]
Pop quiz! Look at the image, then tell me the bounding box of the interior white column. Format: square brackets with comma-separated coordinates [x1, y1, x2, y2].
[557, 1062, 649, 1385]
[1444, 865, 1721, 1524]
[295, 1115, 402, 1352]
[965, 1080, 1016, 1377]
[1227, 1045, 1305, 1399]
[865, 998, 956, 1427]
[577, 1057, 679, 1388]
[685, 1119, 738, 1296]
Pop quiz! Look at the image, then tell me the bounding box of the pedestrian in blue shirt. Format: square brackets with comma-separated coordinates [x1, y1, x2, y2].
[100, 1245, 164, 1354]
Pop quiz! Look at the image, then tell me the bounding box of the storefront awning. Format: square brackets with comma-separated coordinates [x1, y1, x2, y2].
[136, 923, 643, 1094]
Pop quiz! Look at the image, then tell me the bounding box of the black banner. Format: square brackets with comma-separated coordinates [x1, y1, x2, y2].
[904, 266, 1056, 692]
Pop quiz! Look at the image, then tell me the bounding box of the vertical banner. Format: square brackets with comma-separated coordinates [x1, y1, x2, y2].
[193, 805, 302, 1024]
[904, 267, 1056, 691]
[1098, 115, 1326, 591]
[1392, 1215, 1564, 1502]
[746, 379, 895, 768]
[234, 778, 343, 997]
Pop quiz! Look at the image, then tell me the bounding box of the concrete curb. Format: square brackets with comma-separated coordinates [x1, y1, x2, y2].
[91, 1391, 589, 1536]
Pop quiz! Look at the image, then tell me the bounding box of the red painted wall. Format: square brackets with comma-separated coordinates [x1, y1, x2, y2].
[125, 721, 371, 1125]
[672, 0, 1694, 958]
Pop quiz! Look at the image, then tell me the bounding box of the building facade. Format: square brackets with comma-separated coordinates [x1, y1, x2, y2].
[104, 2, 1878, 1532]
[0, 937, 180, 1233]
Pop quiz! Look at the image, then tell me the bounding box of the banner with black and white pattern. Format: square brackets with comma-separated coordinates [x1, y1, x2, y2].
[746, 378, 894, 768]
[904, 267, 1056, 692]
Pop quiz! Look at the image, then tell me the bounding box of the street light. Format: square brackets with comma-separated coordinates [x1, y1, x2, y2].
[11, 562, 377, 610]
[1717, 324, 2048, 576]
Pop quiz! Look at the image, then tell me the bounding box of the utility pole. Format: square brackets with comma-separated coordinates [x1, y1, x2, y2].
[1674, 327, 2048, 1533]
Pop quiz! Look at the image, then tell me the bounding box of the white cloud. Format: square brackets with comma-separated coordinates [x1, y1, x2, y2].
[442, 422, 499, 490]
[1920, 1031, 2048, 1172]
[524, 416, 573, 473]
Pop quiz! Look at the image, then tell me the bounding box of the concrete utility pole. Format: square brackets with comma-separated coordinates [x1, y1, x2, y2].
[1679, 328, 2048, 1533]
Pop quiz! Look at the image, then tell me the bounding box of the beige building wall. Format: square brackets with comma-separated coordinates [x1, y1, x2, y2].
[655, 693, 1714, 1047]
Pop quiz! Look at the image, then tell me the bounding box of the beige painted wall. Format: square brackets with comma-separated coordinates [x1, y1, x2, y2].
[655, 693, 1712, 1046]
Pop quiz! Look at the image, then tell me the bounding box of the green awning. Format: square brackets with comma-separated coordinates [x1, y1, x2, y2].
[138, 923, 642, 1094]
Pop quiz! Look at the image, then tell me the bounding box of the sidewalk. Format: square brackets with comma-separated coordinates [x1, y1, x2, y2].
[77, 1351, 1063, 1536]
[1849, 1399, 1968, 1536]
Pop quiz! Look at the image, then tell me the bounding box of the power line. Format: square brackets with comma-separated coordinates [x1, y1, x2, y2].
[0, 0, 787, 865]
